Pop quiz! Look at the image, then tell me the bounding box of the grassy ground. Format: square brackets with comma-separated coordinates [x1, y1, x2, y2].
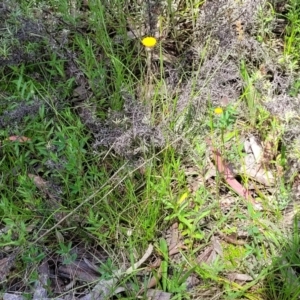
[0, 0, 300, 299]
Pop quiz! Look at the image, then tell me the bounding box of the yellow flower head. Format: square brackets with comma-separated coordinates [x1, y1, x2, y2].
[214, 107, 223, 115]
[177, 192, 188, 204]
[142, 36, 157, 48]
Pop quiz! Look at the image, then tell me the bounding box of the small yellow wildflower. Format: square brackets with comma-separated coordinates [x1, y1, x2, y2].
[141, 36, 157, 48]
[214, 107, 223, 115]
[177, 192, 188, 204]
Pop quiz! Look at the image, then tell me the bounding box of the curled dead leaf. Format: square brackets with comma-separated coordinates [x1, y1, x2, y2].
[197, 236, 223, 265]
[242, 136, 275, 186]
[227, 272, 253, 282]
[7, 136, 31, 142]
[206, 138, 263, 210]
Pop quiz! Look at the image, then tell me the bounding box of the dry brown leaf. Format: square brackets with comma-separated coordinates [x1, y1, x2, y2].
[28, 174, 66, 222]
[212, 236, 223, 256]
[149, 258, 162, 269]
[7, 136, 31, 142]
[217, 231, 247, 246]
[0, 255, 16, 281]
[165, 223, 187, 256]
[185, 274, 200, 290]
[219, 195, 236, 212]
[81, 277, 118, 300]
[83, 257, 101, 273]
[168, 223, 179, 252]
[242, 136, 275, 186]
[146, 264, 162, 290]
[58, 260, 100, 282]
[28, 174, 48, 190]
[168, 243, 187, 256]
[3, 294, 25, 300]
[207, 139, 262, 210]
[142, 224, 187, 294]
[209, 142, 257, 203]
[33, 261, 49, 299]
[182, 164, 206, 193]
[242, 158, 275, 186]
[81, 244, 154, 300]
[247, 136, 263, 162]
[262, 127, 281, 165]
[72, 83, 90, 101]
[227, 272, 253, 282]
[197, 245, 214, 264]
[146, 289, 172, 300]
[197, 236, 223, 265]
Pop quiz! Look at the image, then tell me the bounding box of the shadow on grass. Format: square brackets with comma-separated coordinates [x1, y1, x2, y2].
[264, 216, 300, 300]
